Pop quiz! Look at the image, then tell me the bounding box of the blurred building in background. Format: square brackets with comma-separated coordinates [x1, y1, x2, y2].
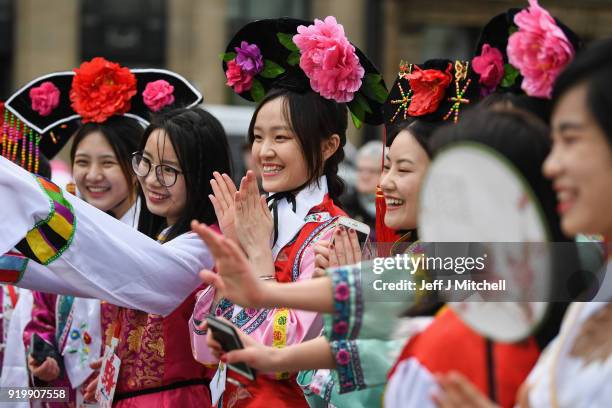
[4, 0, 612, 150]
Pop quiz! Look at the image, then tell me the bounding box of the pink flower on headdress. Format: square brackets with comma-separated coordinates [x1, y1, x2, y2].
[143, 80, 175, 112]
[235, 41, 264, 76]
[507, 0, 575, 99]
[225, 60, 254, 94]
[472, 44, 504, 91]
[29, 81, 60, 116]
[293, 16, 365, 103]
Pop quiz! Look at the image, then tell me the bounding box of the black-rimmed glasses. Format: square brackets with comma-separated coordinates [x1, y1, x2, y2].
[131, 152, 183, 187]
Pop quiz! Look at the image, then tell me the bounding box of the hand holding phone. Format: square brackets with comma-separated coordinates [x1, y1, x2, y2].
[30, 333, 61, 365]
[206, 316, 256, 381]
[329, 217, 371, 267]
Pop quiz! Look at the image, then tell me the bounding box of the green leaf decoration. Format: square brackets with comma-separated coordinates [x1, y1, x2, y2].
[287, 51, 300, 66]
[260, 60, 285, 79]
[354, 92, 373, 114]
[361, 73, 388, 104]
[250, 79, 265, 102]
[350, 111, 363, 129]
[220, 52, 237, 62]
[508, 25, 518, 36]
[277, 32, 299, 52]
[348, 99, 365, 129]
[500, 64, 520, 88]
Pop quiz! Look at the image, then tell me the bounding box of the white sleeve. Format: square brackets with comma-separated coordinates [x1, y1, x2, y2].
[0, 156, 213, 316]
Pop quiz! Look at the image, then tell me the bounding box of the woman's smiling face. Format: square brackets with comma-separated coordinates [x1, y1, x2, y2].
[543, 82, 612, 237]
[380, 129, 431, 231]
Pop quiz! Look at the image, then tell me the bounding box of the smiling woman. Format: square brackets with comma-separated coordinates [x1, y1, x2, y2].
[70, 116, 143, 221]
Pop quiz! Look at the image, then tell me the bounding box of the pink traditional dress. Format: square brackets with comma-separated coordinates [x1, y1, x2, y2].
[191, 177, 346, 408]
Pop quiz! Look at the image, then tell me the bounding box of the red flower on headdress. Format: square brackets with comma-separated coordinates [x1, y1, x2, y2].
[407, 64, 452, 116]
[225, 60, 254, 93]
[70, 57, 137, 123]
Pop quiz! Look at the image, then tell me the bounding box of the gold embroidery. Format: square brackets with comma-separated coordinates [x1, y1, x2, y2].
[117, 310, 165, 390]
[148, 337, 165, 358]
[127, 326, 144, 352]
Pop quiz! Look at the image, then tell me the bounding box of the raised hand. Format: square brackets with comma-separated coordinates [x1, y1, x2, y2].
[329, 226, 362, 268]
[234, 170, 273, 257]
[209, 172, 239, 243]
[313, 240, 331, 278]
[192, 220, 271, 308]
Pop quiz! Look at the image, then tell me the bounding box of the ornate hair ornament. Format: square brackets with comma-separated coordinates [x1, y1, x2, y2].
[3, 57, 202, 170]
[222, 17, 388, 128]
[472, 0, 580, 99]
[382, 59, 479, 127]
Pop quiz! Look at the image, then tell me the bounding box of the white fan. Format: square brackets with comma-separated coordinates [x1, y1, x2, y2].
[418, 143, 552, 342]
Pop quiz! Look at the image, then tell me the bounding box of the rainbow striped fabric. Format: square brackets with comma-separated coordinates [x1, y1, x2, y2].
[0, 250, 28, 283]
[15, 176, 76, 265]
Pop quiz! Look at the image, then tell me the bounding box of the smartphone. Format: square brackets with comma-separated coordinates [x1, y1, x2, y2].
[337, 216, 371, 249]
[206, 315, 256, 381]
[30, 333, 61, 366]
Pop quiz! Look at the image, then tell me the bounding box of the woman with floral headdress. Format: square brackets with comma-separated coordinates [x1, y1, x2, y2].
[10, 60, 145, 406]
[192, 2, 588, 405]
[188, 16, 387, 408]
[192, 56, 482, 408]
[0, 57, 232, 407]
[433, 36, 612, 408]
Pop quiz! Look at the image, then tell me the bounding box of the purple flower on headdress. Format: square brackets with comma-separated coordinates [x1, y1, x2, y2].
[235, 41, 264, 76]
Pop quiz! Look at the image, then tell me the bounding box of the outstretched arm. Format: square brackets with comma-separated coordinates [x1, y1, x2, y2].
[204, 320, 335, 373]
[0, 156, 212, 316]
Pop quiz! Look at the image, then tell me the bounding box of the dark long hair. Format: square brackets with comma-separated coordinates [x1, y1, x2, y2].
[553, 38, 612, 148]
[69, 116, 144, 210]
[247, 88, 347, 202]
[137, 107, 232, 242]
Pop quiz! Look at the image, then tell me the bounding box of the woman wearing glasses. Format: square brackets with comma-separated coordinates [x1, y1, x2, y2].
[79, 107, 231, 407]
[0, 59, 231, 407]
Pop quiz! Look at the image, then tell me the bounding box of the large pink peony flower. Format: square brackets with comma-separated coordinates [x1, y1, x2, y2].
[507, 0, 575, 99]
[472, 44, 504, 91]
[225, 60, 254, 94]
[143, 80, 175, 112]
[293, 16, 365, 103]
[29, 81, 61, 116]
